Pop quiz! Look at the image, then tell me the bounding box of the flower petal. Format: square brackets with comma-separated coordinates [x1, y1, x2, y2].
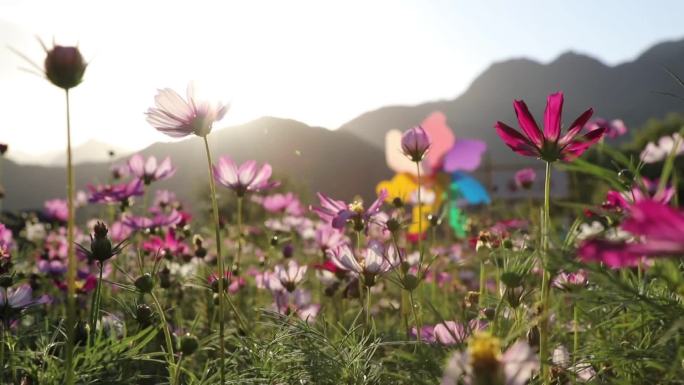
[543, 92, 563, 142]
[513, 99, 543, 146]
[495, 122, 539, 157]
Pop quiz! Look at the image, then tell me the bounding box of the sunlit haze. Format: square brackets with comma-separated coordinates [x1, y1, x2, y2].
[2, 0, 684, 161]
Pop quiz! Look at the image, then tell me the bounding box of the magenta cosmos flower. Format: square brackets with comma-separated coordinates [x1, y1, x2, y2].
[312, 190, 388, 232]
[128, 154, 176, 185]
[213, 156, 278, 197]
[87, 179, 144, 205]
[495, 92, 604, 162]
[146, 83, 229, 138]
[586, 118, 627, 139]
[43, 199, 68, 222]
[579, 200, 684, 268]
[513, 168, 536, 189]
[401, 125, 432, 162]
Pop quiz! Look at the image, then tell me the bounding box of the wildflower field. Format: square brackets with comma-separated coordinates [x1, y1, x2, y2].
[1, 39, 684, 385]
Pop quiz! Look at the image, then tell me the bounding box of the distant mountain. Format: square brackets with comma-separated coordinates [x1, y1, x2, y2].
[4, 38, 684, 212]
[1, 118, 391, 212]
[6, 140, 131, 166]
[338, 39, 684, 162]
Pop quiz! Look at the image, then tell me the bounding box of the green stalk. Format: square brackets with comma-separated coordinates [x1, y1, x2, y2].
[202, 136, 226, 384]
[573, 302, 579, 369]
[539, 161, 552, 385]
[365, 285, 372, 329]
[151, 291, 176, 385]
[409, 290, 421, 342]
[479, 260, 486, 309]
[416, 163, 424, 263]
[236, 196, 243, 272]
[1, 325, 5, 381]
[89, 263, 104, 341]
[64, 89, 77, 385]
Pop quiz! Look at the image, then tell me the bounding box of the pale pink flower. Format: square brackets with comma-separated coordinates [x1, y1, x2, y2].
[213, 156, 278, 197]
[146, 83, 229, 138]
[128, 154, 176, 184]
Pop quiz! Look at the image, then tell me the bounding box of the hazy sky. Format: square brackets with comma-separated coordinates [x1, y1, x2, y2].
[2, 0, 684, 160]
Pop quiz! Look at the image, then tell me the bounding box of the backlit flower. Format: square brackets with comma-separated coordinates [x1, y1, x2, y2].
[213, 156, 278, 197]
[586, 118, 627, 139]
[401, 125, 431, 162]
[640, 133, 684, 163]
[311, 190, 388, 232]
[495, 92, 603, 162]
[274, 260, 307, 292]
[43, 44, 87, 90]
[87, 179, 144, 205]
[128, 154, 176, 185]
[327, 242, 396, 286]
[146, 83, 229, 138]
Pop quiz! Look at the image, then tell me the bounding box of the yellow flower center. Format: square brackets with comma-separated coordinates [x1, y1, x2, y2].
[468, 333, 502, 372]
[348, 200, 364, 214]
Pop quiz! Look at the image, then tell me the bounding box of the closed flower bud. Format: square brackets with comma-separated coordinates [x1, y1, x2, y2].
[0, 143, 7, 155]
[282, 244, 294, 259]
[180, 333, 199, 356]
[44, 45, 87, 90]
[386, 218, 401, 233]
[136, 304, 153, 327]
[401, 125, 431, 162]
[135, 273, 154, 293]
[392, 197, 404, 208]
[90, 222, 113, 262]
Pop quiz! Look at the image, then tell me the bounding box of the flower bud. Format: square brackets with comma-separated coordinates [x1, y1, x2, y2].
[134, 273, 154, 293]
[386, 218, 401, 233]
[0, 143, 7, 155]
[392, 197, 404, 208]
[44, 45, 87, 90]
[282, 244, 294, 259]
[401, 125, 431, 162]
[180, 333, 199, 356]
[90, 222, 113, 262]
[136, 304, 153, 327]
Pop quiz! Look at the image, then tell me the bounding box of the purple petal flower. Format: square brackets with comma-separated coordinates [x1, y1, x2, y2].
[87, 179, 144, 205]
[43, 199, 69, 222]
[495, 92, 602, 162]
[128, 154, 176, 184]
[213, 156, 278, 196]
[513, 168, 536, 190]
[401, 125, 432, 162]
[146, 83, 229, 138]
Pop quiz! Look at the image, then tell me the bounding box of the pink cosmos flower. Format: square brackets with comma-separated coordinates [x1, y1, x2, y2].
[213, 156, 278, 197]
[273, 289, 320, 324]
[142, 229, 191, 259]
[0, 223, 14, 248]
[495, 92, 604, 162]
[311, 190, 388, 232]
[327, 242, 397, 286]
[110, 163, 129, 180]
[128, 154, 176, 185]
[43, 199, 68, 222]
[552, 270, 588, 290]
[602, 178, 674, 212]
[274, 260, 307, 292]
[0, 284, 49, 323]
[579, 200, 684, 268]
[433, 319, 487, 345]
[122, 210, 183, 231]
[513, 168, 536, 190]
[640, 133, 684, 164]
[401, 125, 432, 162]
[314, 224, 347, 252]
[261, 193, 304, 216]
[585, 118, 627, 139]
[146, 83, 229, 138]
[87, 179, 144, 205]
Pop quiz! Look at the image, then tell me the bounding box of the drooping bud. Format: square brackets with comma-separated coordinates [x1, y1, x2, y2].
[44, 45, 87, 90]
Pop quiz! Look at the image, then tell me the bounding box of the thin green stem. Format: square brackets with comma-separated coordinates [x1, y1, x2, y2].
[409, 290, 421, 343]
[416, 163, 424, 263]
[236, 196, 243, 273]
[365, 285, 372, 328]
[539, 161, 552, 385]
[151, 291, 176, 385]
[573, 303, 579, 368]
[1, 326, 5, 381]
[202, 136, 226, 384]
[89, 263, 104, 341]
[64, 89, 76, 385]
[479, 260, 486, 309]
[174, 354, 184, 385]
